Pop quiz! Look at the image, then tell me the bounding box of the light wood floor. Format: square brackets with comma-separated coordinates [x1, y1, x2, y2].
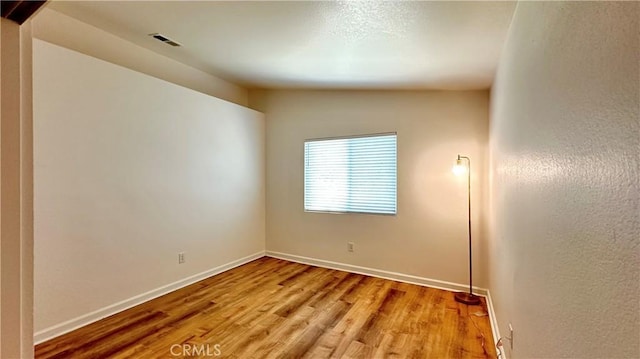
[36, 257, 496, 359]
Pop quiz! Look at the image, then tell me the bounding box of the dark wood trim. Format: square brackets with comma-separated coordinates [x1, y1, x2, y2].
[1, 1, 47, 25]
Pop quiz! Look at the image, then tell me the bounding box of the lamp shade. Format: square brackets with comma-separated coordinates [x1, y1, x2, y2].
[452, 158, 467, 176]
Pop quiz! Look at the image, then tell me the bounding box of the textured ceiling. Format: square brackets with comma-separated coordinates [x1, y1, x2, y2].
[49, 1, 516, 90]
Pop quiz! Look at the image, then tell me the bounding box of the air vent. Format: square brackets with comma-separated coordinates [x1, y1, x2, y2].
[148, 33, 182, 47]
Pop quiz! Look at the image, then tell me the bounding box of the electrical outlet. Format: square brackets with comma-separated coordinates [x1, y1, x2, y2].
[508, 323, 514, 349]
[178, 252, 186, 264]
[347, 242, 354, 252]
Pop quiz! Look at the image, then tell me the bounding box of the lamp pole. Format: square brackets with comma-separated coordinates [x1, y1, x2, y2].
[454, 155, 481, 305]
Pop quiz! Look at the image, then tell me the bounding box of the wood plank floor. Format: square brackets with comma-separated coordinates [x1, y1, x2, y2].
[35, 257, 496, 359]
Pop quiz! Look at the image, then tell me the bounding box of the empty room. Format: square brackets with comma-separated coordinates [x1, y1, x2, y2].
[1, 1, 638, 358]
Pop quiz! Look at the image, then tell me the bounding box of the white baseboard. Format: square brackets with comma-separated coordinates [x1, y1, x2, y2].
[36, 249, 503, 356]
[34, 250, 266, 345]
[485, 290, 504, 358]
[266, 251, 502, 355]
[265, 250, 488, 296]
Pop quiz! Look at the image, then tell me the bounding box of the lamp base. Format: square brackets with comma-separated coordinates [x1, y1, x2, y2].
[454, 292, 481, 305]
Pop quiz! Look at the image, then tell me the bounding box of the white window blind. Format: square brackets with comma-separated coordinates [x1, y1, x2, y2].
[304, 133, 397, 215]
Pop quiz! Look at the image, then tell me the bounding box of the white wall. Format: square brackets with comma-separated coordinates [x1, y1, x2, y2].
[32, 8, 248, 106]
[489, 2, 639, 357]
[33, 39, 265, 338]
[250, 89, 490, 288]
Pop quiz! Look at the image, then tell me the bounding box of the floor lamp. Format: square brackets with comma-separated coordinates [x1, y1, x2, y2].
[452, 155, 481, 305]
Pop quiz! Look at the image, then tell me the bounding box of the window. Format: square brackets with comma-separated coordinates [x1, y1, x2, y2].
[304, 133, 397, 215]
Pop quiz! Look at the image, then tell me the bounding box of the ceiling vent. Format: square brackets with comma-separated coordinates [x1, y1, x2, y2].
[148, 33, 182, 47]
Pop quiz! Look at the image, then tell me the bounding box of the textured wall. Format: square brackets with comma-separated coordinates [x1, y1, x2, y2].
[489, 2, 639, 357]
[251, 89, 491, 288]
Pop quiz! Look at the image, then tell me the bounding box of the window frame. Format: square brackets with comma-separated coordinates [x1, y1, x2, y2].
[303, 132, 398, 216]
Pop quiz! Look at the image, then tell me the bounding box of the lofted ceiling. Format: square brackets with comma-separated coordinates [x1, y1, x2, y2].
[48, 0, 517, 90]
